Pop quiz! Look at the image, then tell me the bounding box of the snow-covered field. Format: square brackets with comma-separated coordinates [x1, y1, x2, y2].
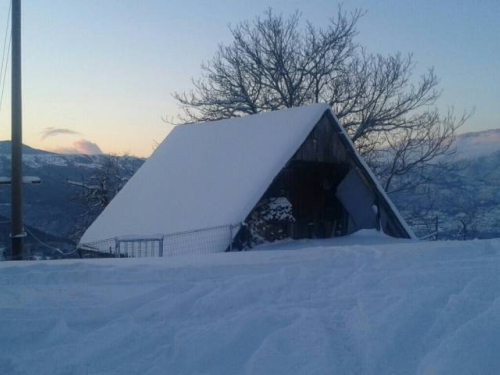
[1, 233, 499, 375]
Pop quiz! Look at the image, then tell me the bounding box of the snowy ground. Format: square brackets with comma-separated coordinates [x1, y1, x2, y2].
[1, 233, 500, 375]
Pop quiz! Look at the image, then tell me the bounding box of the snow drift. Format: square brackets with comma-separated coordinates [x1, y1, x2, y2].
[1, 236, 499, 374]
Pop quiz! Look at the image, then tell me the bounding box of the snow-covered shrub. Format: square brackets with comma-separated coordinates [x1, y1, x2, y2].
[246, 197, 295, 246]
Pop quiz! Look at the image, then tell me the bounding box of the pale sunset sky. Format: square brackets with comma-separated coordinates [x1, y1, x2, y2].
[0, 0, 498, 157]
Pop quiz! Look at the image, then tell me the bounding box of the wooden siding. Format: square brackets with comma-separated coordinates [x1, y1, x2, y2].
[291, 115, 349, 165]
[239, 110, 413, 244]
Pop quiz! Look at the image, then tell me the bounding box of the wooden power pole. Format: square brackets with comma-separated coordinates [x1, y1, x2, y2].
[10, 0, 24, 260]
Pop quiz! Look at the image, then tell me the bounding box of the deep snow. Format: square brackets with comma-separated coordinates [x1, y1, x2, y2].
[1, 236, 499, 374]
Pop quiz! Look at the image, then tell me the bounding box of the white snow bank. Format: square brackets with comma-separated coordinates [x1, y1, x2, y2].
[1, 239, 499, 374]
[252, 229, 412, 251]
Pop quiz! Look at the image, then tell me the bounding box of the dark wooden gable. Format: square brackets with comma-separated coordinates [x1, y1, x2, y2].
[291, 114, 349, 165]
[235, 109, 413, 249]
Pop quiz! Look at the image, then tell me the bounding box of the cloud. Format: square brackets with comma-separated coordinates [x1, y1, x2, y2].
[73, 139, 102, 154]
[40, 127, 81, 140]
[51, 139, 103, 155]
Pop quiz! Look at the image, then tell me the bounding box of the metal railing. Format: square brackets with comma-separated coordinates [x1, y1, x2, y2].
[406, 215, 439, 241]
[78, 223, 242, 258]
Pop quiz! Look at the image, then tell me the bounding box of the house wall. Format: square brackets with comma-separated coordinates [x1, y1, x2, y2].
[242, 115, 353, 243]
[291, 115, 350, 164]
[296, 113, 411, 239]
[238, 112, 411, 246]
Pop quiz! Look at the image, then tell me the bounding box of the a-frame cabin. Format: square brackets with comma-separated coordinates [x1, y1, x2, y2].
[79, 104, 414, 256]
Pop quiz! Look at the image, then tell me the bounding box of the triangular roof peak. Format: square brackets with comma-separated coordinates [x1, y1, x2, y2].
[80, 104, 414, 246]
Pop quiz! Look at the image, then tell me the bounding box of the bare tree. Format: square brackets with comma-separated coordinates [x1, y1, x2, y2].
[173, 7, 470, 191]
[372, 109, 472, 193]
[175, 7, 361, 121]
[68, 154, 136, 241]
[453, 191, 480, 241]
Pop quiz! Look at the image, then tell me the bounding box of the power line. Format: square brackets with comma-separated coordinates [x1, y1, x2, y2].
[25, 226, 80, 256]
[2, 220, 80, 257]
[24, 226, 61, 252]
[0, 0, 11, 81]
[0, 33, 11, 115]
[0, 0, 12, 117]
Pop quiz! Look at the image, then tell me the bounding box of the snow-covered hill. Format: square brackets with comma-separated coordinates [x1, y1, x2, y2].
[0, 141, 144, 247]
[454, 128, 500, 160]
[1, 234, 499, 374]
[0, 140, 130, 169]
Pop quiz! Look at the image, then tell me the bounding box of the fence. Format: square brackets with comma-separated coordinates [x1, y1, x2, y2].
[78, 223, 242, 258]
[406, 215, 439, 240]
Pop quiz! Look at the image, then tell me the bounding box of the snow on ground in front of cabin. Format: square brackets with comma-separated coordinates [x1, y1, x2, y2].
[1, 235, 500, 375]
[252, 229, 412, 251]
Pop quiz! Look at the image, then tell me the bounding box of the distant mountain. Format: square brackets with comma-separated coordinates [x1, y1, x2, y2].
[0, 140, 54, 155]
[454, 128, 500, 160]
[391, 128, 500, 240]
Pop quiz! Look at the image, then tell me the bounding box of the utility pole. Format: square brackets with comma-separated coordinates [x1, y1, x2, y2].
[10, 0, 24, 260]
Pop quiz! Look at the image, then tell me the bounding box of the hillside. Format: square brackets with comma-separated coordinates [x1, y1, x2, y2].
[0, 127, 499, 257]
[0, 141, 144, 253]
[392, 130, 500, 240]
[1, 235, 499, 374]
[454, 128, 500, 160]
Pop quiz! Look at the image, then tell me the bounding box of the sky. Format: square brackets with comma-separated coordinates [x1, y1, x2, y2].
[0, 0, 498, 157]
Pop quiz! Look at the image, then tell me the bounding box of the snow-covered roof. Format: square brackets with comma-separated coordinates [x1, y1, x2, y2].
[80, 104, 332, 244]
[80, 104, 414, 245]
